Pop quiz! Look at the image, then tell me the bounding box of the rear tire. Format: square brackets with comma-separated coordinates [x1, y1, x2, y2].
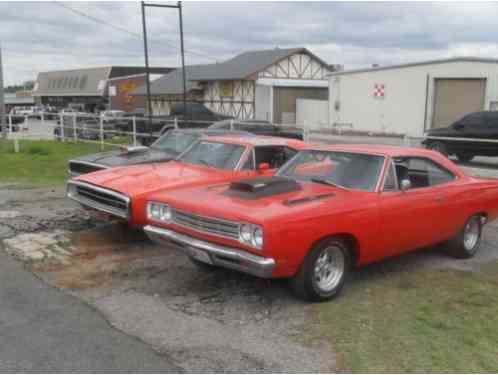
[426, 141, 448, 157]
[445, 215, 483, 259]
[291, 238, 351, 302]
[456, 153, 474, 163]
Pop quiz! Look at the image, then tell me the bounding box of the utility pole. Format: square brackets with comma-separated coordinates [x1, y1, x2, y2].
[142, 1, 188, 124]
[141, 1, 153, 134]
[178, 2, 187, 118]
[0, 45, 6, 139]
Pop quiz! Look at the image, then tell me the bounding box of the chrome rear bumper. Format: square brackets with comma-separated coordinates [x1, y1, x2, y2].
[144, 225, 275, 278]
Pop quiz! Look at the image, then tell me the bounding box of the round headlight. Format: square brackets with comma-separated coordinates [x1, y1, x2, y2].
[150, 203, 161, 219]
[160, 205, 172, 222]
[240, 224, 253, 243]
[253, 227, 263, 248]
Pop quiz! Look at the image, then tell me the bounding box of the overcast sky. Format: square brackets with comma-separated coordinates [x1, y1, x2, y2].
[1, 1, 498, 85]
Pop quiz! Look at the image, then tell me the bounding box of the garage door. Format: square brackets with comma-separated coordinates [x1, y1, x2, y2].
[432, 78, 486, 129]
[273, 87, 327, 124]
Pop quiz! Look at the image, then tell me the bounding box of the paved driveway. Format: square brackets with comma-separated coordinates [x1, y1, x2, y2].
[0, 249, 180, 372]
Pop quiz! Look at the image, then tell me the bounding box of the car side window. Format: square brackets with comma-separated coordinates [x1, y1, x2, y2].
[395, 157, 455, 189]
[241, 149, 255, 170]
[382, 162, 398, 191]
[459, 113, 482, 127]
[254, 146, 296, 169]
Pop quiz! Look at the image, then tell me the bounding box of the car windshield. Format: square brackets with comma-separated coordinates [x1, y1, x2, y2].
[178, 140, 246, 170]
[150, 131, 200, 156]
[278, 150, 385, 192]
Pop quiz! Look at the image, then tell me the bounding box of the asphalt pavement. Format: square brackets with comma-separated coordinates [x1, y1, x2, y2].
[0, 250, 180, 373]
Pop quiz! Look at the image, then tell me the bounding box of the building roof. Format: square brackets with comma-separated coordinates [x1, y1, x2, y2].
[33, 66, 173, 97]
[330, 56, 498, 77]
[132, 47, 329, 96]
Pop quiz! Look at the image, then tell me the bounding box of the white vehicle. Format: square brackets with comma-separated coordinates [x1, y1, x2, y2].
[101, 110, 125, 124]
[11, 106, 35, 117]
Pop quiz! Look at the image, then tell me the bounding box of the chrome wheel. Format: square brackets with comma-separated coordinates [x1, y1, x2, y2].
[313, 245, 345, 292]
[463, 217, 480, 251]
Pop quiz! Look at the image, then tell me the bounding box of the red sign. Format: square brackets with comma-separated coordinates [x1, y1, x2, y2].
[374, 84, 385, 98]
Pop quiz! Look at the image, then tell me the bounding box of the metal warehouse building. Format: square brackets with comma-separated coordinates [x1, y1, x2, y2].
[33, 66, 173, 113]
[329, 57, 498, 137]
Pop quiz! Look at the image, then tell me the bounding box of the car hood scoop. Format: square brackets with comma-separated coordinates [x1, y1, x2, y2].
[226, 176, 301, 199]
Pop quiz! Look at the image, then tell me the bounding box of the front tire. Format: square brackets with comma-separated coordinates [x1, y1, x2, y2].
[291, 238, 350, 302]
[445, 215, 483, 259]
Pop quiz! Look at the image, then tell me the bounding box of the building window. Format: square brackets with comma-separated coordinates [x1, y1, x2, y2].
[219, 81, 233, 97]
[57, 78, 63, 88]
[73, 77, 79, 89]
[63, 77, 69, 88]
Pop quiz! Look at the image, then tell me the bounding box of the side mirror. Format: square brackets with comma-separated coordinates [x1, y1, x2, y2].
[258, 162, 270, 171]
[400, 179, 412, 192]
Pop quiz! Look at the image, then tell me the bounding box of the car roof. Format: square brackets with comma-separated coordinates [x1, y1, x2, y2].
[205, 135, 306, 149]
[303, 143, 465, 176]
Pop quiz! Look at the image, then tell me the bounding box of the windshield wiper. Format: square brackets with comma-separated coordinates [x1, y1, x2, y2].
[310, 178, 343, 189]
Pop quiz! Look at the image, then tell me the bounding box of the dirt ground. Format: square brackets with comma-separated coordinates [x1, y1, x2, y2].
[1, 184, 498, 372]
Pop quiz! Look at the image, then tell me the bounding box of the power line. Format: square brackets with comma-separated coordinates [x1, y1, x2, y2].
[53, 1, 217, 62]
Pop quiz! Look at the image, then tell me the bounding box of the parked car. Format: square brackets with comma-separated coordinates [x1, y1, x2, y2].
[208, 119, 304, 140]
[423, 111, 498, 162]
[10, 106, 35, 117]
[53, 113, 111, 141]
[134, 103, 233, 145]
[66, 136, 306, 227]
[143, 145, 498, 301]
[67, 128, 252, 177]
[101, 110, 125, 125]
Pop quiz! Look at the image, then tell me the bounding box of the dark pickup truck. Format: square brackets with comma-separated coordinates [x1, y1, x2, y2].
[208, 119, 304, 140]
[116, 103, 232, 145]
[67, 128, 251, 177]
[423, 111, 498, 162]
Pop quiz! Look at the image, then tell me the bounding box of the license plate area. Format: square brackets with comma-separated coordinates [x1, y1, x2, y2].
[188, 246, 213, 265]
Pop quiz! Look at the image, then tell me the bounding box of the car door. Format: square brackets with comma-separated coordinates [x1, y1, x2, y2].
[378, 157, 455, 257]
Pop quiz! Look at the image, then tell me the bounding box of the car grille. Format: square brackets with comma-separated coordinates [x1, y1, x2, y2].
[68, 182, 130, 219]
[172, 208, 240, 240]
[69, 161, 107, 176]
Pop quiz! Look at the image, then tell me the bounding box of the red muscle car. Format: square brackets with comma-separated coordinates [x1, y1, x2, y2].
[144, 145, 498, 301]
[66, 136, 305, 227]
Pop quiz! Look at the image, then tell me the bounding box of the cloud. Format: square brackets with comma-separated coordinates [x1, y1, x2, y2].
[0, 1, 497, 85]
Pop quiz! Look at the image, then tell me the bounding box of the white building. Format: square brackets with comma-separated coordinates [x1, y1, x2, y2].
[328, 57, 498, 137]
[131, 48, 331, 124]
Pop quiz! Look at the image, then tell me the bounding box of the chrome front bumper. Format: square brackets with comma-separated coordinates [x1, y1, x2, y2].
[144, 225, 275, 278]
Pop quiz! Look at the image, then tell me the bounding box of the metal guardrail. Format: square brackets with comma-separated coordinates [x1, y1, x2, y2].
[3, 112, 310, 152]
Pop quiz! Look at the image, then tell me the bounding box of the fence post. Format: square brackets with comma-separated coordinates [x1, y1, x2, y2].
[24, 115, 28, 131]
[100, 114, 104, 151]
[41, 111, 45, 128]
[174, 116, 178, 129]
[8, 114, 12, 135]
[59, 113, 65, 142]
[72, 112, 77, 143]
[132, 116, 137, 146]
[230, 119, 234, 130]
[14, 136, 19, 153]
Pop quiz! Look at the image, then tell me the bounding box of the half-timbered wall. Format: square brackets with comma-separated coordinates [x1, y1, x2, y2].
[258, 53, 329, 80]
[202, 80, 255, 120]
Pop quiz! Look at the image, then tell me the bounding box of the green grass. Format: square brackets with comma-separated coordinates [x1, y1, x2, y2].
[0, 139, 117, 186]
[301, 262, 498, 373]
